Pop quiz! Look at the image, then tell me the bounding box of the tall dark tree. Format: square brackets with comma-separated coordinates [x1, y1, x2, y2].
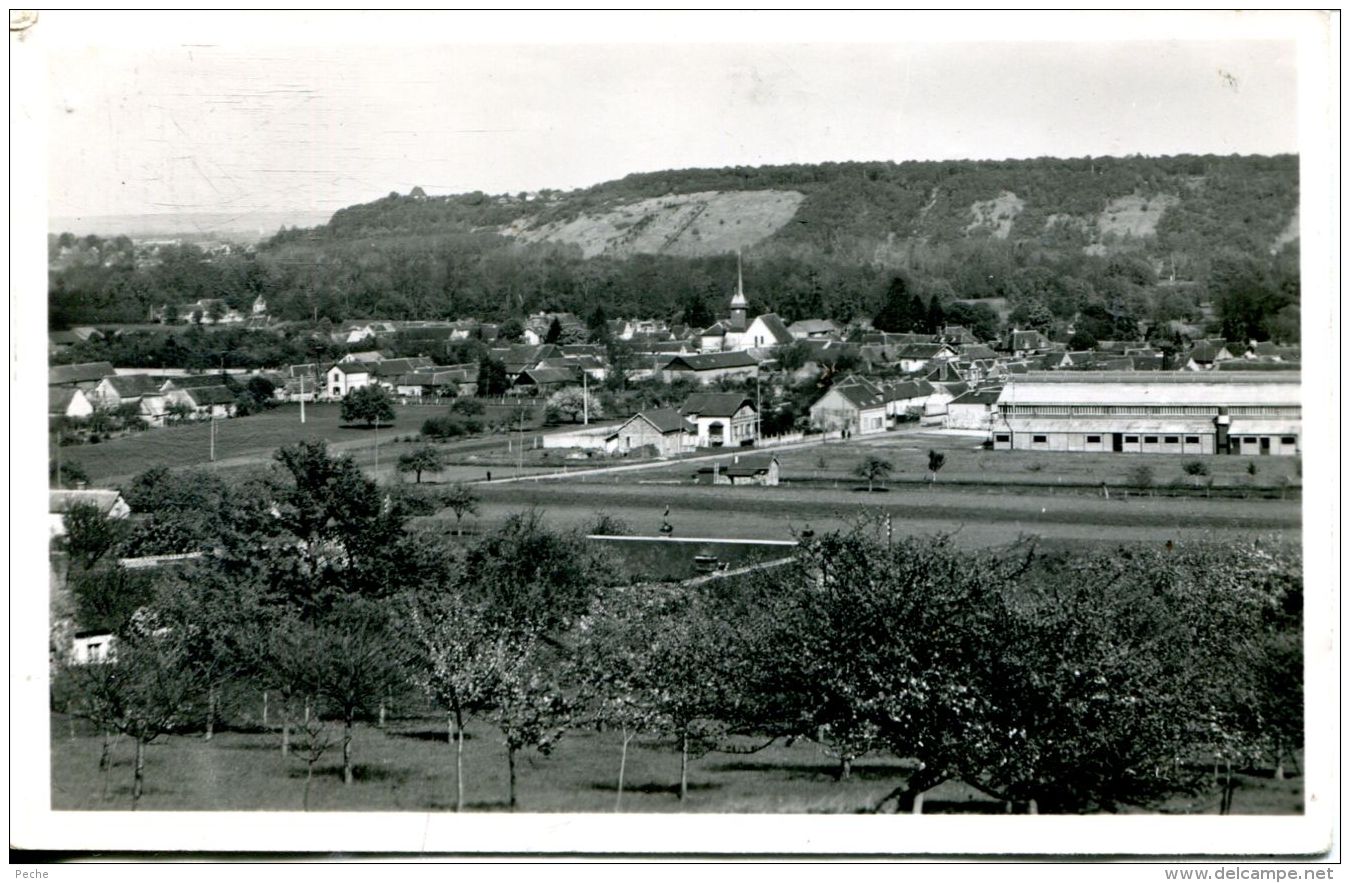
[476, 354, 511, 397]
[873, 275, 919, 333]
[544, 317, 563, 344]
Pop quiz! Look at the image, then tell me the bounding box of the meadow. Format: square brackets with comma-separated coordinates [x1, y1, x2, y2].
[51, 716, 1302, 815]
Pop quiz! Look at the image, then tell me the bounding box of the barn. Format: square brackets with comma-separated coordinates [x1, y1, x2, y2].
[991, 372, 1300, 456]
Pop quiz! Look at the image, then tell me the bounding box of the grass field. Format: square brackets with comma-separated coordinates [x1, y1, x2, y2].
[51, 716, 1301, 815]
[436, 477, 1300, 551]
[577, 431, 1302, 495]
[61, 403, 550, 485]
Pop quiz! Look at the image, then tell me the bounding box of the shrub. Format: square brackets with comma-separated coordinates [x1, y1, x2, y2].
[450, 398, 485, 416]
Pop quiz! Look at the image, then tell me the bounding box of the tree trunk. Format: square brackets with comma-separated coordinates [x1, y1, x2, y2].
[838, 756, 853, 782]
[378, 697, 386, 729]
[304, 760, 315, 811]
[454, 709, 465, 813]
[616, 730, 633, 812]
[99, 728, 112, 771]
[262, 691, 269, 728]
[204, 684, 217, 742]
[282, 718, 291, 757]
[1027, 798, 1039, 815]
[507, 745, 518, 811]
[304, 698, 311, 727]
[679, 731, 689, 803]
[342, 716, 354, 786]
[131, 736, 146, 809]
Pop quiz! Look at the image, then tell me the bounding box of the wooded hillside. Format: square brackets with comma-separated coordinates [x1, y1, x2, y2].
[51, 154, 1300, 342]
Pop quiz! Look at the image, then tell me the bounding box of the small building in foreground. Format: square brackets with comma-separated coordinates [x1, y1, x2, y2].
[694, 454, 780, 487]
[611, 409, 696, 458]
[991, 372, 1300, 455]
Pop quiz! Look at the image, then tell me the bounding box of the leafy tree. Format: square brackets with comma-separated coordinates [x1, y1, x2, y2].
[1182, 460, 1210, 487]
[852, 455, 894, 492]
[68, 566, 156, 637]
[62, 628, 204, 808]
[544, 317, 563, 344]
[484, 632, 570, 810]
[340, 385, 396, 427]
[476, 355, 511, 397]
[442, 483, 480, 535]
[586, 304, 610, 342]
[924, 296, 946, 335]
[404, 590, 502, 811]
[873, 275, 920, 333]
[397, 446, 446, 484]
[461, 509, 610, 631]
[498, 318, 524, 342]
[449, 398, 485, 416]
[681, 292, 715, 330]
[50, 457, 90, 489]
[927, 449, 946, 483]
[1068, 329, 1098, 350]
[775, 339, 814, 374]
[1129, 463, 1155, 492]
[545, 386, 603, 424]
[60, 501, 124, 572]
[312, 600, 406, 786]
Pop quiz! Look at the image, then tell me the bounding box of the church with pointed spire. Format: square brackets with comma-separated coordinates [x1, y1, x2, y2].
[699, 251, 795, 354]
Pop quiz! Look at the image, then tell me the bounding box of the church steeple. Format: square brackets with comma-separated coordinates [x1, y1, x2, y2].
[729, 249, 749, 326]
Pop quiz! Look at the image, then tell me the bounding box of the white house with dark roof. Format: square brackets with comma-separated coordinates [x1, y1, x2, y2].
[679, 393, 758, 448]
[49, 387, 95, 420]
[326, 361, 373, 399]
[944, 388, 1004, 431]
[743, 313, 794, 350]
[91, 374, 163, 410]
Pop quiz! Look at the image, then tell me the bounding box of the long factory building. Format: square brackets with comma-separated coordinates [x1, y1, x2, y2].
[991, 372, 1301, 456]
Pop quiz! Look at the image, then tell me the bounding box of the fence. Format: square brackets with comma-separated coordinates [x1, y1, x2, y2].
[757, 430, 841, 448]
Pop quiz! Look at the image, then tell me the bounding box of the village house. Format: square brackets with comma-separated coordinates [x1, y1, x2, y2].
[394, 365, 479, 398]
[164, 385, 239, 420]
[341, 350, 386, 365]
[944, 388, 1004, 431]
[610, 408, 696, 458]
[49, 361, 116, 390]
[680, 393, 758, 448]
[1181, 343, 1236, 371]
[694, 454, 780, 487]
[522, 312, 586, 346]
[138, 393, 170, 427]
[660, 351, 760, 385]
[49, 387, 95, 420]
[809, 379, 888, 435]
[513, 366, 578, 395]
[70, 630, 116, 664]
[742, 313, 794, 351]
[787, 319, 842, 340]
[879, 379, 936, 422]
[90, 374, 162, 410]
[893, 342, 958, 374]
[991, 372, 1300, 456]
[326, 361, 373, 399]
[1007, 329, 1053, 358]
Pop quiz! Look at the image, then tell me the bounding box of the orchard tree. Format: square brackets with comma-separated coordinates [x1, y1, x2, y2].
[64, 628, 204, 809]
[49, 457, 90, 489]
[545, 385, 603, 424]
[441, 483, 480, 535]
[340, 385, 396, 428]
[853, 455, 894, 492]
[484, 632, 571, 810]
[59, 501, 124, 572]
[397, 446, 446, 484]
[405, 590, 502, 812]
[926, 450, 946, 483]
[312, 600, 406, 786]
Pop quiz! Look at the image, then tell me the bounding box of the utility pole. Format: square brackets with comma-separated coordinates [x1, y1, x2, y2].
[755, 373, 762, 443]
[374, 415, 380, 476]
[299, 373, 306, 424]
[210, 412, 216, 463]
[516, 405, 524, 477]
[583, 371, 589, 426]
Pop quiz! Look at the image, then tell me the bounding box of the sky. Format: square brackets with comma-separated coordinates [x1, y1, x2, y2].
[39, 12, 1307, 222]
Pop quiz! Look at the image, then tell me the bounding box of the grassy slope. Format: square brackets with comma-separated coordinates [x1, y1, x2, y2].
[51, 718, 1301, 815]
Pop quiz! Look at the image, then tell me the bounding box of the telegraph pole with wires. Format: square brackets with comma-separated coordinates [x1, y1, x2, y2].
[299, 373, 306, 424]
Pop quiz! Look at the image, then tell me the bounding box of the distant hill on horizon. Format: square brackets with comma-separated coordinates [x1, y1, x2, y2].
[50, 209, 336, 241]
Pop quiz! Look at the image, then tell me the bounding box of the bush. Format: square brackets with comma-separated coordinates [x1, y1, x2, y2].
[1128, 463, 1155, 490]
[450, 398, 485, 416]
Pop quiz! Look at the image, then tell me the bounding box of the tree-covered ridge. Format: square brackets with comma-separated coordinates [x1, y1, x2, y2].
[50, 155, 1300, 344]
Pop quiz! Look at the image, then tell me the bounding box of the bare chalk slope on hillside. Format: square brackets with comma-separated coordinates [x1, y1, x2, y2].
[503, 190, 805, 258]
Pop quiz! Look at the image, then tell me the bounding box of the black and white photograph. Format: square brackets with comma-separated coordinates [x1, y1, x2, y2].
[10, 10, 1338, 860]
